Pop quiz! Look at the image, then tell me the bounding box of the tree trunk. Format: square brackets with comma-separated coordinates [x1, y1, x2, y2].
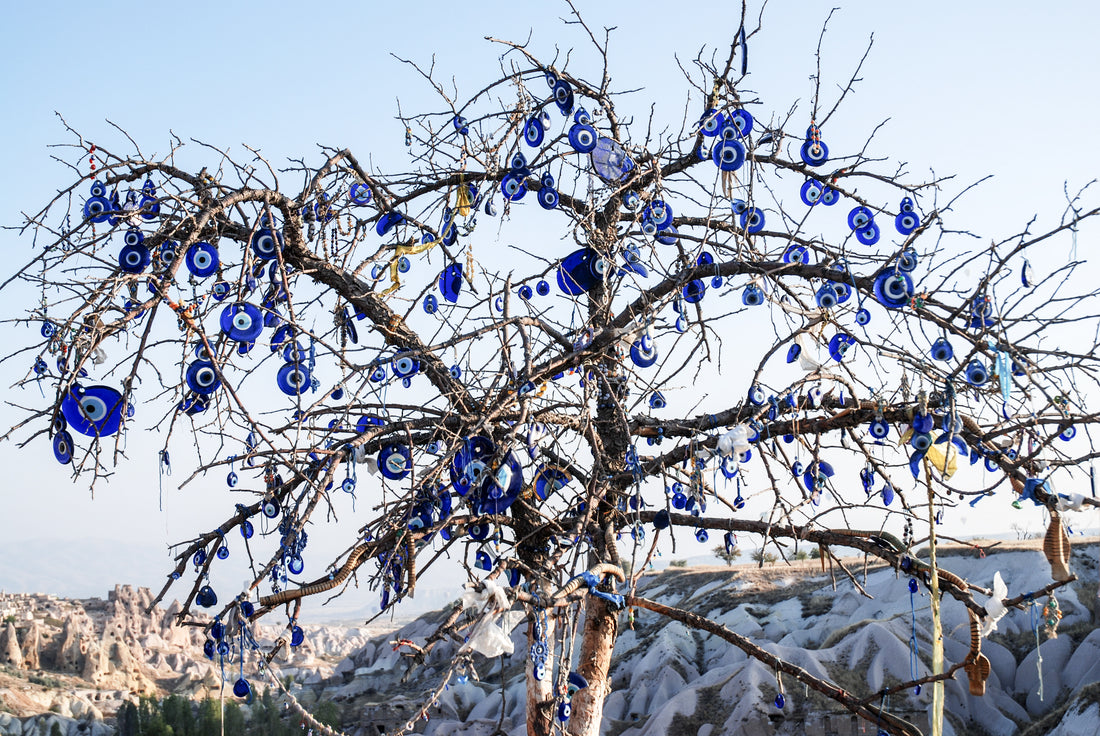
[567, 596, 619, 736]
[563, 209, 625, 736]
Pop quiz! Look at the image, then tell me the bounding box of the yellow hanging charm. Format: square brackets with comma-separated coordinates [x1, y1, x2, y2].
[456, 176, 472, 218]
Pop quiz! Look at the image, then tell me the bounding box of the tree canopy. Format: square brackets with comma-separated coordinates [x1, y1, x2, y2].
[9, 6, 1100, 736]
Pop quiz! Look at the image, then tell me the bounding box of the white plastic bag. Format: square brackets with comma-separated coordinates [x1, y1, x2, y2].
[460, 581, 522, 658]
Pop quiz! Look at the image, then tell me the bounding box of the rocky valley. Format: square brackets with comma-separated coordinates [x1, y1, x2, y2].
[1, 539, 1097, 736]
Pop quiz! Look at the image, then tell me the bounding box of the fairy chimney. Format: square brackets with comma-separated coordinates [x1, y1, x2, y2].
[21, 618, 41, 669]
[1, 621, 23, 668]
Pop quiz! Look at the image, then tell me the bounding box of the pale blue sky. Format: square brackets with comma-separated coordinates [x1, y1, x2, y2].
[1, 1, 1098, 600]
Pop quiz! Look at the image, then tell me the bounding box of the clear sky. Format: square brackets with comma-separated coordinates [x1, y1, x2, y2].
[1, 1, 1098, 604]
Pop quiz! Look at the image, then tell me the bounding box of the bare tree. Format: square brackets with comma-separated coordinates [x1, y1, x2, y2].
[8, 7, 1100, 736]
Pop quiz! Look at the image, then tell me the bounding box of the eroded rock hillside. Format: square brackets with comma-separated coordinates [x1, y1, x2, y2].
[2, 540, 1098, 736]
[296, 540, 1099, 736]
[0, 585, 376, 736]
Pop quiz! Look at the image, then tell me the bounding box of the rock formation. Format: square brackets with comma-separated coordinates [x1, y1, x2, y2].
[304, 541, 1100, 736]
[0, 584, 380, 733]
[1, 621, 22, 668]
[20, 618, 41, 670]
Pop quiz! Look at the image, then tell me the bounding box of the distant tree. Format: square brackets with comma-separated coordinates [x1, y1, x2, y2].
[223, 701, 245, 736]
[751, 549, 778, 565]
[161, 694, 194, 736]
[12, 6, 1100, 736]
[312, 701, 342, 730]
[116, 701, 138, 736]
[245, 688, 290, 736]
[137, 697, 170, 736]
[713, 544, 742, 566]
[196, 698, 243, 736]
[194, 699, 217, 736]
[669, 560, 688, 568]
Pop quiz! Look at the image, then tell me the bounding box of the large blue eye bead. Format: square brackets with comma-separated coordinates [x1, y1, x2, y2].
[118, 243, 151, 274]
[379, 444, 412, 480]
[276, 363, 312, 396]
[139, 192, 160, 220]
[392, 352, 421, 378]
[185, 242, 219, 278]
[711, 139, 746, 172]
[895, 211, 919, 235]
[828, 332, 856, 361]
[682, 279, 706, 304]
[739, 207, 765, 234]
[800, 179, 823, 206]
[868, 419, 889, 439]
[872, 271, 913, 309]
[52, 430, 75, 464]
[700, 109, 724, 136]
[728, 109, 753, 137]
[61, 384, 126, 437]
[848, 207, 873, 231]
[220, 302, 264, 342]
[897, 250, 919, 273]
[815, 283, 838, 309]
[251, 229, 282, 260]
[800, 140, 829, 167]
[349, 182, 372, 205]
[83, 195, 111, 223]
[855, 223, 881, 246]
[930, 337, 954, 361]
[965, 360, 989, 386]
[538, 187, 559, 210]
[376, 211, 405, 237]
[553, 80, 574, 114]
[501, 172, 527, 202]
[630, 336, 658, 368]
[185, 361, 222, 395]
[197, 585, 218, 608]
[568, 124, 597, 153]
[524, 117, 545, 147]
[436, 263, 464, 304]
[643, 200, 674, 229]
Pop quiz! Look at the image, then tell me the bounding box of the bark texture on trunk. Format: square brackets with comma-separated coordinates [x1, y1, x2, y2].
[566, 596, 618, 736]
